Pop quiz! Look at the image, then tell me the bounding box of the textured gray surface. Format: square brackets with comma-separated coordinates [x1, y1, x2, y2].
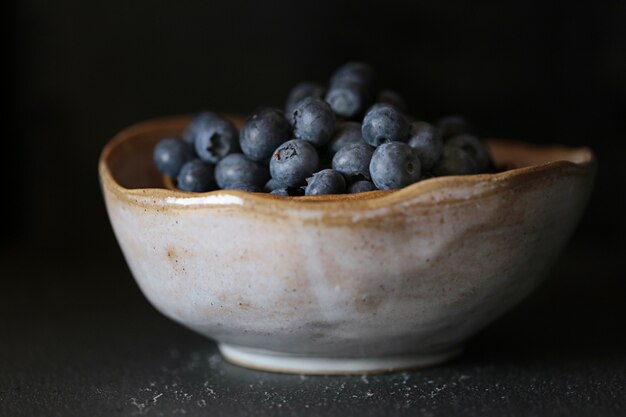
[1, 240, 624, 417]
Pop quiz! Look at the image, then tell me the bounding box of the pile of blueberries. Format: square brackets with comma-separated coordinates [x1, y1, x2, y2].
[153, 62, 493, 196]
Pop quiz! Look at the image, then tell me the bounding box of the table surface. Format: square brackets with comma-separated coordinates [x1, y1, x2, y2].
[1, 238, 624, 417]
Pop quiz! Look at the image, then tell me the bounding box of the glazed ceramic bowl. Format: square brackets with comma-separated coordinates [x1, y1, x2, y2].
[99, 115, 595, 374]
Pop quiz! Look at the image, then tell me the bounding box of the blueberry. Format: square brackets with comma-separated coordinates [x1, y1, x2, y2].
[223, 183, 261, 192]
[407, 122, 443, 171]
[285, 82, 325, 116]
[437, 115, 469, 141]
[432, 146, 478, 176]
[327, 122, 364, 155]
[362, 104, 410, 147]
[326, 62, 376, 118]
[369, 142, 421, 190]
[325, 81, 369, 119]
[376, 89, 407, 113]
[176, 159, 215, 192]
[153, 137, 195, 177]
[270, 187, 304, 196]
[194, 117, 240, 163]
[182, 111, 220, 144]
[270, 188, 290, 196]
[214, 153, 269, 189]
[446, 134, 491, 172]
[348, 180, 378, 194]
[269, 139, 319, 188]
[304, 169, 346, 195]
[329, 62, 376, 87]
[263, 178, 283, 193]
[240, 107, 291, 162]
[332, 142, 374, 181]
[291, 97, 336, 147]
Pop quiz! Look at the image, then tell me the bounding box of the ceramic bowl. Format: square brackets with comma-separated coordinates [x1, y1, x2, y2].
[99, 115, 595, 374]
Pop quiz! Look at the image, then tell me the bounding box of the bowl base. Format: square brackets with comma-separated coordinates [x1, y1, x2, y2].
[218, 344, 463, 375]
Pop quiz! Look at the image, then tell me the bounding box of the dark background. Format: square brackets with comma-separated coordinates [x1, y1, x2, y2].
[2, 1, 625, 416]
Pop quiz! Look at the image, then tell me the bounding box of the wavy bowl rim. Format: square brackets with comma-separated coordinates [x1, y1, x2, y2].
[98, 115, 596, 211]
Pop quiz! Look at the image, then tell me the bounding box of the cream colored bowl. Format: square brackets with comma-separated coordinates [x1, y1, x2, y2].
[99, 115, 595, 374]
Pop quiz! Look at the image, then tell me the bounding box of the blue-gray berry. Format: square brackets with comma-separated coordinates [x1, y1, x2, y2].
[239, 107, 291, 162]
[270, 188, 290, 196]
[304, 169, 346, 196]
[348, 180, 378, 194]
[153, 137, 195, 177]
[270, 139, 319, 188]
[194, 117, 240, 163]
[214, 153, 269, 189]
[446, 134, 491, 172]
[407, 122, 443, 171]
[326, 62, 376, 118]
[437, 115, 469, 141]
[182, 111, 220, 144]
[329, 62, 376, 87]
[176, 159, 215, 192]
[332, 142, 374, 181]
[327, 122, 364, 155]
[263, 178, 283, 193]
[285, 82, 325, 117]
[224, 183, 262, 192]
[432, 146, 478, 176]
[325, 81, 368, 119]
[270, 187, 304, 196]
[362, 104, 409, 147]
[369, 142, 421, 190]
[291, 97, 336, 147]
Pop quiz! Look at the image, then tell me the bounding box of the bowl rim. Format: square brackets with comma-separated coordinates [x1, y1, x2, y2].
[99, 114, 596, 211]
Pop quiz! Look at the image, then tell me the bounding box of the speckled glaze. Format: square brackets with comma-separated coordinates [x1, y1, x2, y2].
[99, 115, 595, 374]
